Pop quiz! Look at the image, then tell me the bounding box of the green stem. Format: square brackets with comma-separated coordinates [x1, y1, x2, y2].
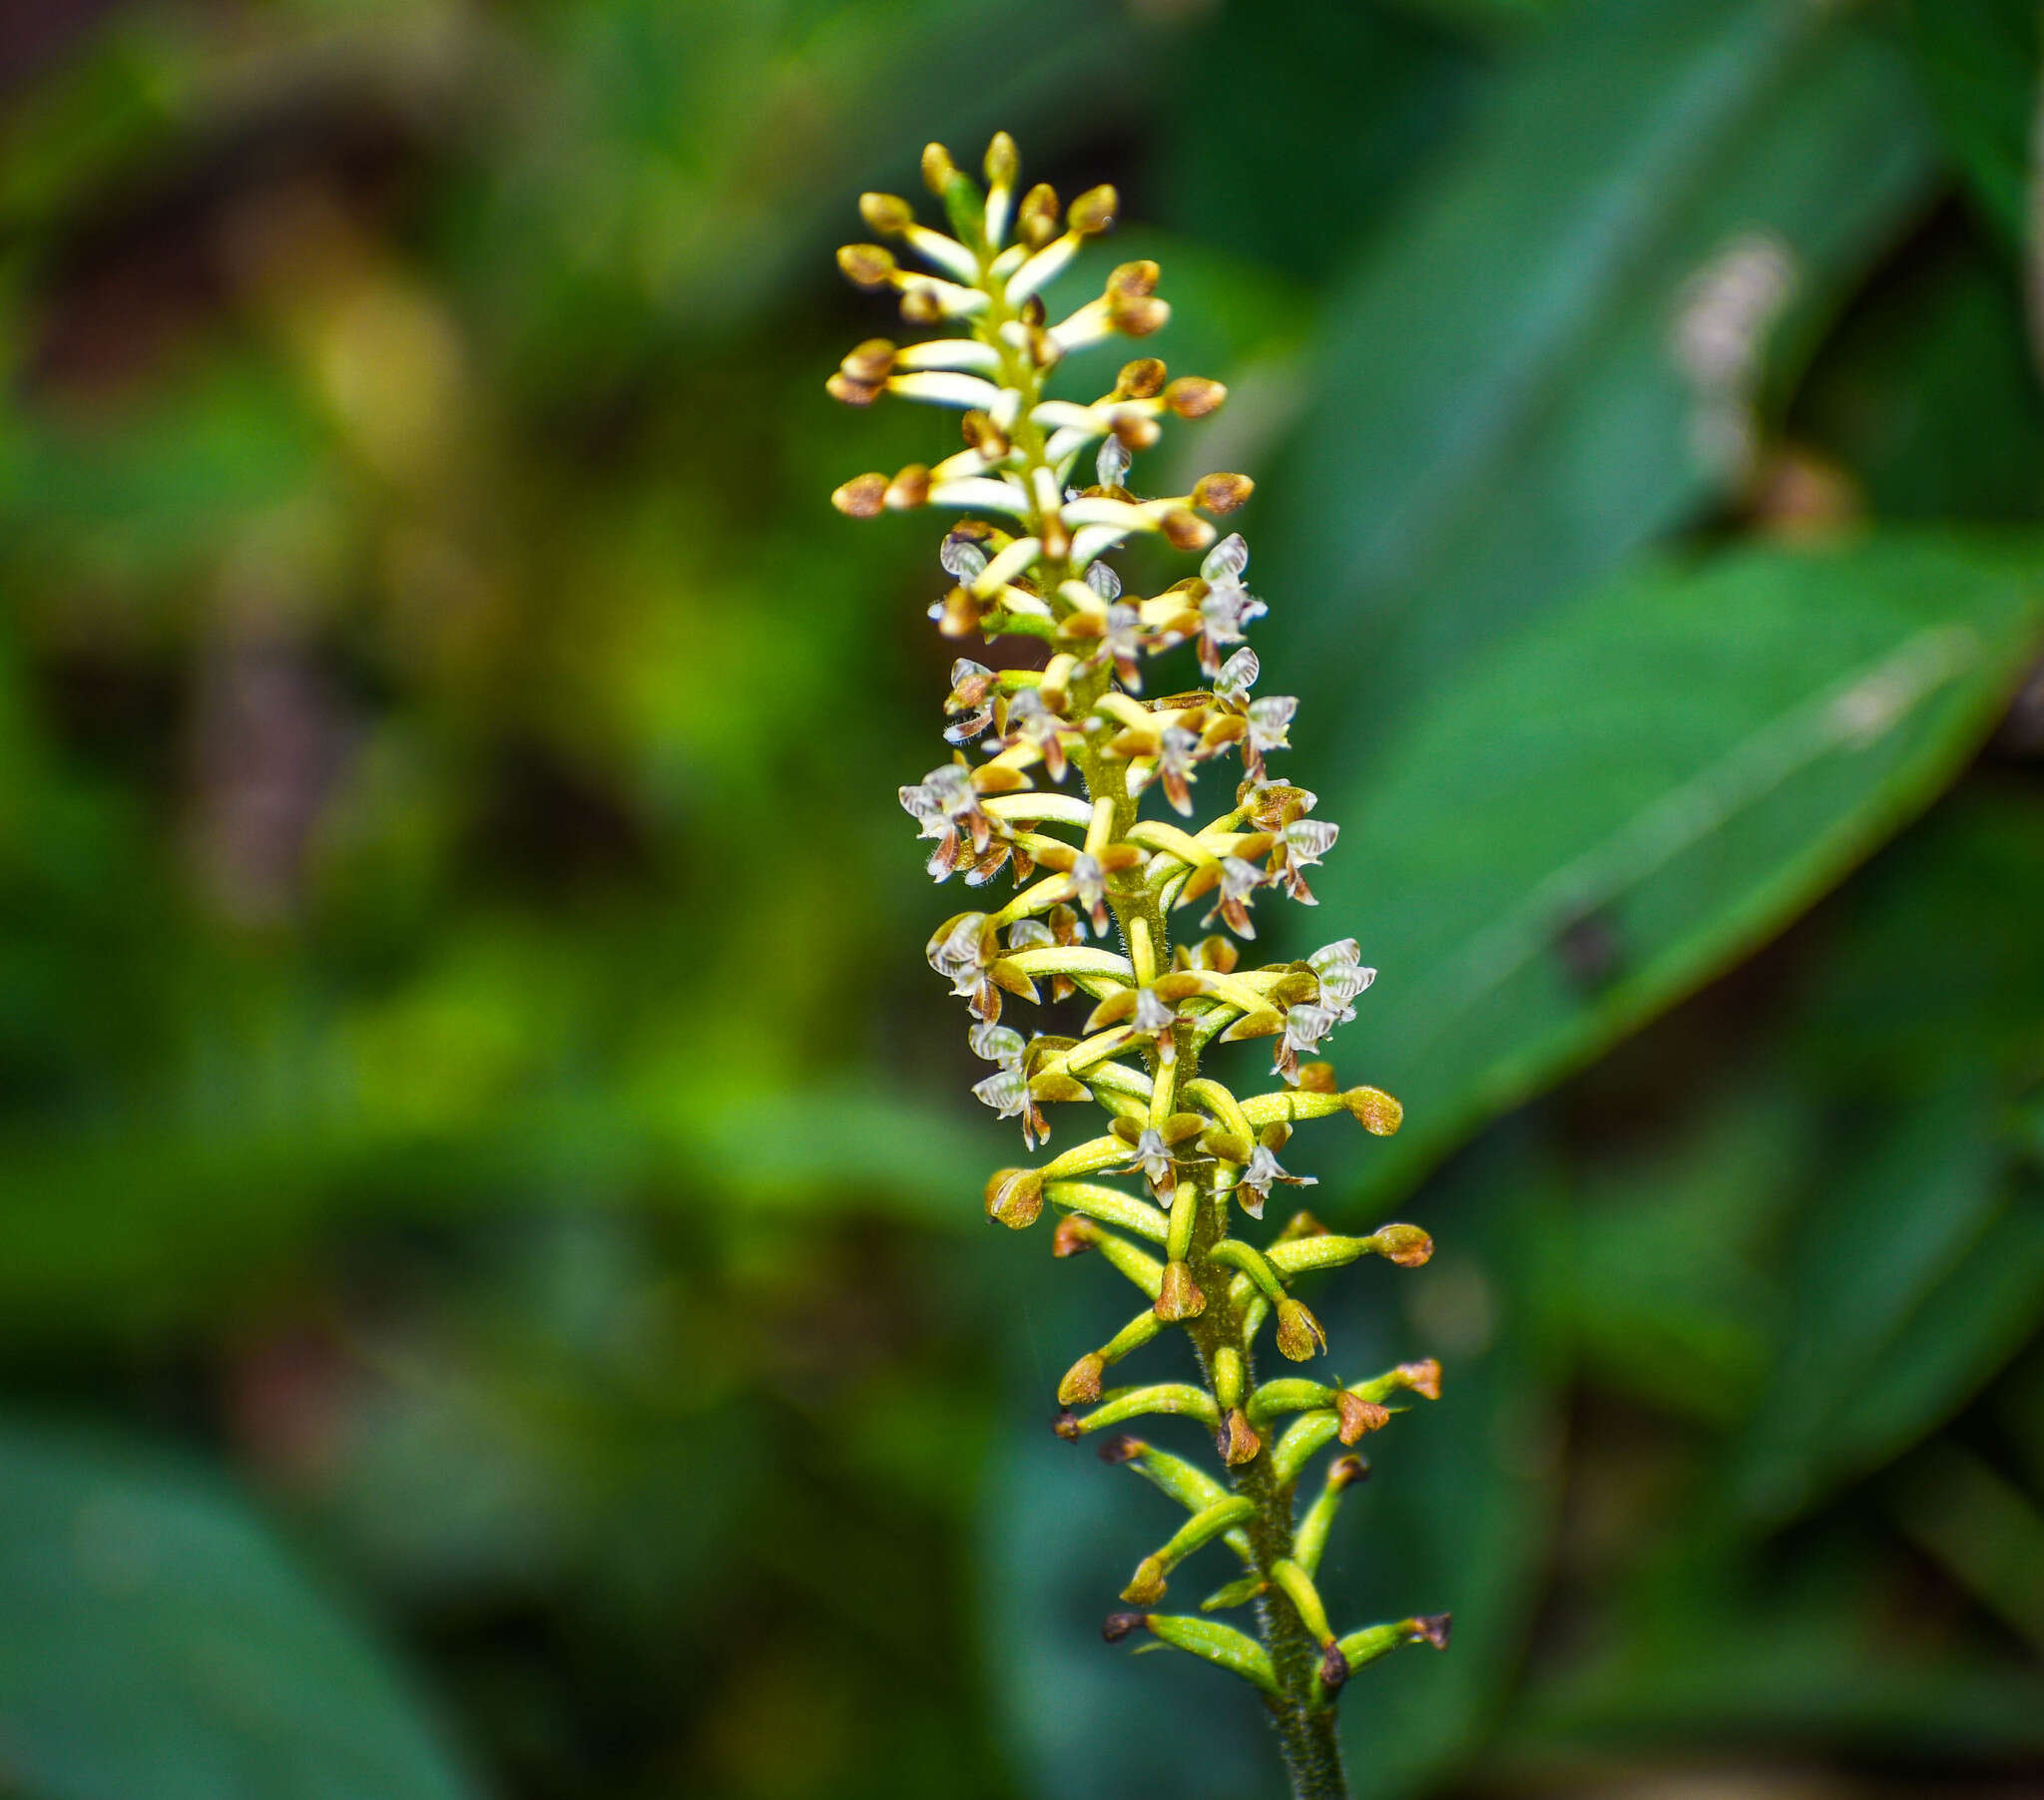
[974, 245, 1347, 1800]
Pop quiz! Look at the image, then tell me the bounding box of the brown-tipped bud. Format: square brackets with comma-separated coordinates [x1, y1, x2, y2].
[1159, 509, 1213, 552]
[1275, 1208, 1325, 1241]
[830, 472, 888, 518]
[986, 1166, 1044, 1229]
[1154, 1259, 1207, 1321]
[1165, 376, 1227, 418]
[1108, 259, 1159, 298]
[961, 409, 1011, 458]
[1120, 1556, 1168, 1604]
[1329, 1454, 1369, 1490]
[837, 242, 896, 287]
[1097, 1433, 1146, 1465]
[1217, 1407, 1262, 1466]
[1373, 1222, 1433, 1267]
[920, 143, 956, 196]
[1334, 1394, 1392, 1444]
[1111, 413, 1162, 451]
[1052, 1409, 1082, 1441]
[1058, 1352, 1107, 1407]
[932, 585, 983, 639]
[1069, 183, 1118, 235]
[1194, 935, 1239, 973]
[1102, 1610, 1146, 1643]
[859, 192, 916, 234]
[1318, 1641, 1351, 1693]
[1051, 1215, 1097, 1258]
[1112, 295, 1168, 338]
[1413, 1612, 1452, 1649]
[985, 131, 1019, 189]
[1115, 356, 1167, 399]
[1017, 183, 1061, 248]
[1398, 1358, 1443, 1400]
[899, 286, 945, 325]
[884, 464, 930, 510]
[825, 370, 881, 406]
[1275, 1298, 1327, 1363]
[839, 337, 896, 384]
[1193, 472, 1254, 514]
[1344, 1086, 1404, 1135]
[1295, 1061, 1338, 1094]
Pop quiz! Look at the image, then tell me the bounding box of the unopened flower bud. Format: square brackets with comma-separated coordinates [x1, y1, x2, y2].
[1371, 1222, 1432, 1266]
[1274, 1297, 1327, 1363]
[1116, 355, 1167, 398]
[921, 143, 957, 195]
[825, 370, 879, 405]
[1121, 1556, 1168, 1604]
[1102, 1611, 1146, 1643]
[837, 242, 897, 287]
[839, 338, 896, 384]
[1217, 1407, 1261, 1466]
[1097, 1433, 1145, 1465]
[859, 192, 916, 234]
[984, 131, 1019, 190]
[985, 1166, 1044, 1228]
[1318, 1641, 1351, 1693]
[1275, 1209, 1325, 1241]
[1108, 259, 1158, 298]
[1154, 1259, 1206, 1321]
[1051, 1215, 1096, 1258]
[1059, 1352, 1107, 1406]
[1334, 1394, 1391, 1444]
[1052, 1410, 1082, 1441]
[1165, 376, 1227, 418]
[830, 472, 888, 518]
[1193, 472, 1254, 514]
[1069, 184, 1118, 235]
[885, 464, 930, 509]
[1344, 1086, 1404, 1135]
[1399, 1358, 1443, 1399]
[1017, 183, 1061, 247]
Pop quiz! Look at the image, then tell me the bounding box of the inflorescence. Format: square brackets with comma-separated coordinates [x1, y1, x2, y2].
[830, 134, 1445, 1793]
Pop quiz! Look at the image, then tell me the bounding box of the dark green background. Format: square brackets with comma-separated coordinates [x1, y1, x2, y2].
[3, 1, 2043, 1795]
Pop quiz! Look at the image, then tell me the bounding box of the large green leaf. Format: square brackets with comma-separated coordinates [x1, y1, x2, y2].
[1903, 0, 2042, 251]
[1304, 532, 2044, 1208]
[0, 1422, 476, 1800]
[1264, 0, 1938, 750]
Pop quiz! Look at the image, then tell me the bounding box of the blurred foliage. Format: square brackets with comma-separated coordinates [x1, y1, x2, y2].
[0, 2, 2042, 1798]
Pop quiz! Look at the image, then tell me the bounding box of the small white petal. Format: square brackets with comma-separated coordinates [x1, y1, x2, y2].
[894, 338, 1003, 374]
[889, 371, 1004, 410]
[1004, 232, 1079, 305]
[970, 537, 1041, 598]
[1202, 533, 1249, 585]
[928, 477, 1032, 518]
[903, 224, 981, 285]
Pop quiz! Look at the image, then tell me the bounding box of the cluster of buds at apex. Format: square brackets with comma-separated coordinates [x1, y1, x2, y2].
[830, 134, 1440, 1732]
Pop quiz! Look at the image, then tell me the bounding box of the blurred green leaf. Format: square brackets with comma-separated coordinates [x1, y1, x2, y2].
[0, 1420, 475, 1800]
[1721, 1098, 2043, 1525]
[1315, 532, 2044, 1209]
[1267, 0, 1937, 745]
[1904, 0, 2042, 251]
